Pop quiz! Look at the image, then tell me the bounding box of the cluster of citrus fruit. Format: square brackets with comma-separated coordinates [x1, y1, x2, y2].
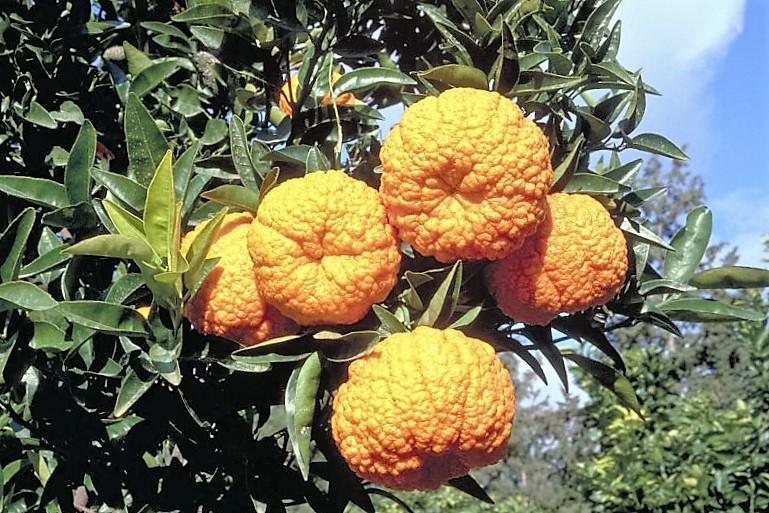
[181, 85, 628, 490]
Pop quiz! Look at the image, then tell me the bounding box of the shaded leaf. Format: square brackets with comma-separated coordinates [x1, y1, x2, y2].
[523, 325, 568, 392]
[563, 353, 643, 418]
[656, 298, 766, 323]
[125, 93, 170, 186]
[312, 330, 380, 362]
[638, 278, 697, 295]
[57, 301, 149, 335]
[30, 321, 70, 351]
[0, 208, 36, 283]
[372, 304, 408, 335]
[18, 245, 71, 278]
[0, 177, 69, 209]
[552, 316, 625, 372]
[24, 100, 57, 128]
[285, 352, 321, 480]
[305, 146, 330, 173]
[332, 67, 417, 95]
[92, 169, 148, 211]
[0, 281, 58, 311]
[417, 64, 488, 90]
[563, 173, 628, 194]
[64, 120, 96, 204]
[448, 475, 494, 504]
[417, 262, 462, 328]
[689, 266, 769, 289]
[114, 368, 158, 417]
[230, 115, 260, 188]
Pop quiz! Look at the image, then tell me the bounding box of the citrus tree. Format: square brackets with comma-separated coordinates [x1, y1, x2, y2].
[1, 0, 768, 512]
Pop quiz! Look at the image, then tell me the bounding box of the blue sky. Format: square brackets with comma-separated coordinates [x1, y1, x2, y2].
[615, 0, 769, 267]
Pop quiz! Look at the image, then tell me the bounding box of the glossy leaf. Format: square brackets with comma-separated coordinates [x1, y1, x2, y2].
[262, 144, 315, 166]
[514, 71, 585, 94]
[372, 304, 408, 335]
[638, 278, 697, 296]
[312, 330, 380, 362]
[92, 169, 148, 211]
[182, 207, 227, 293]
[305, 146, 331, 173]
[64, 234, 155, 262]
[104, 273, 146, 304]
[64, 119, 96, 204]
[663, 206, 712, 283]
[620, 217, 675, 250]
[285, 352, 321, 481]
[564, 353, 643, 418]
[174, 141, 199, 201]
[200, 118, 227, 146]
[18, 245, 71, 278]
[448, 306, 482, 329]
[417, 262, 462, 328]
[0, 177, 69, 209]
[105, 416, 145, 441]
[143, 151, 176, 265]
[626, 133, 688, 160]
[57, 301, 150, 335]
[417, 64, 488, 90]
[656, 298, 766, 323]
[24, 100, 57, 128]
[689, 266, 769, 289]
[102, 200, 146, 239]
[123, 41, 152, 75]
[0, 281, 58, 311]
[29, 321, 70, 351]
[113, 368, 158, 417]
[202, 185, 260, 213]
[0, 208, 36, 283]
[563, 173, 628, 194]
[552, 135, 584, 189]
[332, 67, 417, 95]
[130, 59, 184, 97]
[229, 115, 260, 189]
[125, 93, 170, 186]
[601, 158, 643, 184]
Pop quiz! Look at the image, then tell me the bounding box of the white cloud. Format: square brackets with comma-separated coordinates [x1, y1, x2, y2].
[709, 189, 769, 268]
[613, 0, 747, 174]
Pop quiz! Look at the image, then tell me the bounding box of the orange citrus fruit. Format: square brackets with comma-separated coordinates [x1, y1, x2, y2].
[182, 212, 294, 345]
[278, 72, 356, 117]
[331, 326, 515, 491]
[247, 170, 401, 325]
[485, 192, 628, 325]
[379, 87, 553, 262]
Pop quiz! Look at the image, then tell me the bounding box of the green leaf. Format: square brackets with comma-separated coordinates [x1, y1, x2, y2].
[200, 118, 228, 146]
[229, 115, 260, 188]
[0, 207, 36, 283]
[113, 368, 158, 417]
[285, 353, 321, 481]
[143, 151, 176, 265]
[633, 240, 651, 281]
[64, 119, 96, 204]
[312, 331, 380, 362]
[105, 415, 145, 440]
[201, 185, 260, 213]
[552, 136, 584, 189]
[305, 146, 330, 173]
[57, 301, 150, 335]
[601, 158, 643, 184]
[122, 41, 152, 75]
[105, 273, 146, 304]
[102, 200, 146, 239]
[41, 202, 99, 229]
[656, 298, 766, 323]
[331, 67, 417, 95]
[130, 59, 184, 98]
[417, 262, 462, 328]
[18, 245, 71, 278]
[125, 93, 170, 186]
[637, 278, 697, 296]
[689, 266, 769, 289]
[24, 100, 58, 128]
[513, 71, 585, 94]
[551, 315, 625, 372]
[64, 234, 155, 262]
[0, 177, 70, 209]
[563, 353, 643, 418]
[217, 358, 273, 373]
[573, 0, 622, 62]
[182, 208, 228, 293]
[447, 306, 482, 329]
[172, 3, 235, 23]
[92, 169, 148, 211]
[448, 475, 494, 504]
[620, 217, 675, 250]
[174, 141, 199, 202]
[626, 133, 688, 160]
[663, 206, 712, 283]
[563, 173, 628, 194]
[262, 144, 315, 166]
[30, 321, 71, 351]
[372, 304, 408, 335]
[51, 101, 85, 124]
[0, 281, 57, 311]
[190, 25, 225, 50]
[417, 64, 488, 90]
[524, 325, 569, 393]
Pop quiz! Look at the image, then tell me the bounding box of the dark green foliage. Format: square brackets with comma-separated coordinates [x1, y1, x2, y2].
[1, 1, 766, 512]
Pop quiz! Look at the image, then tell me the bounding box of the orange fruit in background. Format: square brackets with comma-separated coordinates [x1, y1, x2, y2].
[182, 212, 295, 346]
[331, 326, 515, 491]
[278, 72, 356, 117]
[485, 192, 628, 326]
[379, 87, 553, 263]
[246, 170, 401, 326]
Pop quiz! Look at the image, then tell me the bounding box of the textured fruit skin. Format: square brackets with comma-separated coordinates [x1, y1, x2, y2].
[247, 170, 401, 326]
[485, 192, 628, 326]
[331, 326, 515, 491]
[278, 73, 355, 117]
[379, 87, 553, 262]
[182, 212, 294, 346]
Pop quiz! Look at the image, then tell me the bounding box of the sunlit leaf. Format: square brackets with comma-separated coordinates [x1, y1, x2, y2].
[0, 177, 69, 209]
[202, 185, 260, 213]
[57, 301, 149, 335]
[92, 169, 148, 211]
[182, 207, 227, 293]
[143, 151, 176, 265]
[663, 206, 712, 283]
[29, 321, 70, 351]
[125, 93, 170, 186]
[229, 115, 260, 188]
[626, 133, 688, 161]
[332, 67, 417, 96]
[656, 298, 766, 323]
[64, 234, 155, 262]
[0, 281, 57, 311]
[417, 64, 488, 90]
[417, 262, 462, 328]
[372, 304, 408, 335]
